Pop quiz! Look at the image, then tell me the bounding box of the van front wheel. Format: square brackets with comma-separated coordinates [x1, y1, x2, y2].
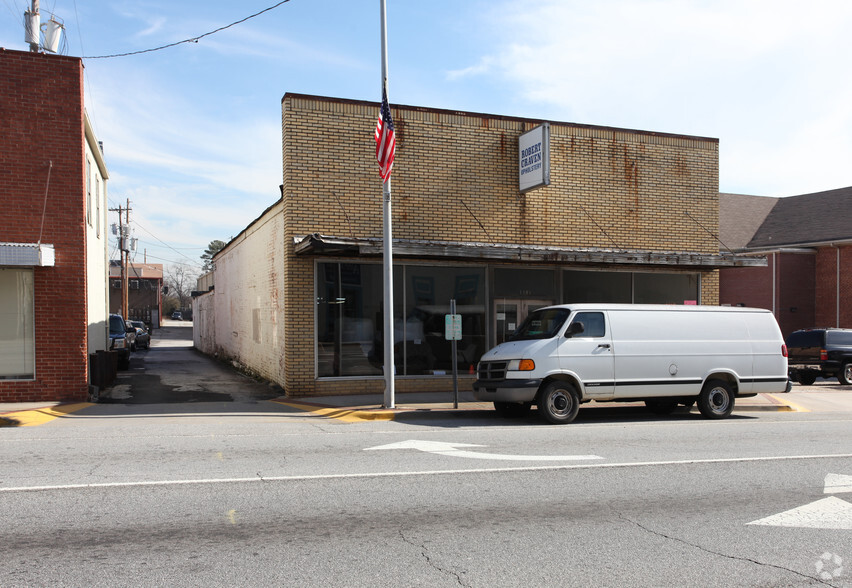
[698, 379, 734, 419]
[538, 382, 580, 424]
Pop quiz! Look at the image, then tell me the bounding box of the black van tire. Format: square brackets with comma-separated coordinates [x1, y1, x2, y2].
[698, 379, 734, 419]
[537, 381, 580, 424]
[797, 372, 817, 386]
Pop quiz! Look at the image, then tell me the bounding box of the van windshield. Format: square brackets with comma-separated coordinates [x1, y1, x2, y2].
[508, 308, 570, 341]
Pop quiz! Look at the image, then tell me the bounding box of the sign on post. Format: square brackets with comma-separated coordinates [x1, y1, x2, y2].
[445, 313, 462, 341]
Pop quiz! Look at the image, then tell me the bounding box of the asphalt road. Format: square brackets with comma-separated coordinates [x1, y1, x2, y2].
[1, 322, 851, 587]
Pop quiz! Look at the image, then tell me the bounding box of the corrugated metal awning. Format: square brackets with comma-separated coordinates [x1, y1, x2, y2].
[293, 234, 766, 269]
[0, 242, 55, 267]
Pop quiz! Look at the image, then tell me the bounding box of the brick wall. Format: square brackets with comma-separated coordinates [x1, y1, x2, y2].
[0, 49, 88, 402]
[278, 95, 720, 395]
[720, 252, 816, 337]
[815, 245, 852, 328]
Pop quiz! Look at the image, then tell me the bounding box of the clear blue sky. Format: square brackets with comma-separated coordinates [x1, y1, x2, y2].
[2, 1, 851, 275]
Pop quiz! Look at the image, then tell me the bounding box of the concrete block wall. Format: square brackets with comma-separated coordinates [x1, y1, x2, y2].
[0, 49, 89, 402]
[278, 94, 721, 396]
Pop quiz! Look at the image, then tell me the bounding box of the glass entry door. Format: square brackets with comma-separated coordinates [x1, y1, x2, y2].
[494, 299, 553, 346]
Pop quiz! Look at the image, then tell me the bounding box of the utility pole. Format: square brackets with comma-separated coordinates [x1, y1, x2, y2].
[26, 0, 39, 52]
[109, 199, 132, 319]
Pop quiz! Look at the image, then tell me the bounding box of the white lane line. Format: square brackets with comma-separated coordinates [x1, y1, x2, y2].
[2, 453, 851, 494]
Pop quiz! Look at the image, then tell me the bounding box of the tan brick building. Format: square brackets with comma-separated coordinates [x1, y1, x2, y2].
[193, 93, 762, 397]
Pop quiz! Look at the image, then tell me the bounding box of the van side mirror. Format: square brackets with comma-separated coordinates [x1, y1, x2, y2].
[565, 322, 585, 337]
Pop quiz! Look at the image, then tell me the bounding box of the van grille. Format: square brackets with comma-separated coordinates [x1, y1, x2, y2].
[478, 361, 508, 381]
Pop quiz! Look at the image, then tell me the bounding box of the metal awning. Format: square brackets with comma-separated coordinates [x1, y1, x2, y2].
[0, 242, 55, 267]
[293, 234, 766, 269]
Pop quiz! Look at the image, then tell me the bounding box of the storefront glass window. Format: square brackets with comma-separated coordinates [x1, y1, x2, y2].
[0, 268, 35, 379]
[563, 270, 632, 303]
[316, 263, 385, 377]
[316, 263, 486, 377]
[403, 266, 486, 375]
[634, 272, 699, 304]
[562, 269, 698, 304]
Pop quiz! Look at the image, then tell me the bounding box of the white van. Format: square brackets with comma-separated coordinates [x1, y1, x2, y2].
[473, 304, 789, 424]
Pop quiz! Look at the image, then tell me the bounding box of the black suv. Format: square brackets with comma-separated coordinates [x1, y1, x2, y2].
[109, 314, 134, 370]
[786, 328, 852, 385]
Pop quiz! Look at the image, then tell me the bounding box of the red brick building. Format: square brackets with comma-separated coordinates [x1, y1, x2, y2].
[0, 48, 110, 402]
[109, 261, 164, 327]
[720, 187, 852, 337]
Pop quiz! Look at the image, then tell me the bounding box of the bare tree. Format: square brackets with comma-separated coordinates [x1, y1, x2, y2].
[164, 264, 198, 314]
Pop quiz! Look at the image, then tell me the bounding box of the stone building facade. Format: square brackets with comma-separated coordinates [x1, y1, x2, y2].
[194, 93, 760, 397]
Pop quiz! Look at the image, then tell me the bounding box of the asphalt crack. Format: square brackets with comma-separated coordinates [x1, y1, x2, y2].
[617, 513, 839, 587]
[398, 529, 469, 587]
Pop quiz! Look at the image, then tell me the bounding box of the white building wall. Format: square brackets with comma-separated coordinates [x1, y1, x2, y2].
[203, 201, 285, 383]
[84, 115, 109, 355]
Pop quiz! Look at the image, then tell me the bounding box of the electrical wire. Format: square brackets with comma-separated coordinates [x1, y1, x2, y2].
[131, 220, 205, 269]
[84, 0, 291, 59]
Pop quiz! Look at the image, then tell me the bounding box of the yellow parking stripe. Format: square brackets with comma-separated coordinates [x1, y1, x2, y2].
[0, 403, 93, 427]
[765, 394, 808, 412]
[271, 400, 395, 422]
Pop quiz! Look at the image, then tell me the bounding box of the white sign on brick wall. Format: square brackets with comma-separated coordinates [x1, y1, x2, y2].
[519, 123, 550, 193]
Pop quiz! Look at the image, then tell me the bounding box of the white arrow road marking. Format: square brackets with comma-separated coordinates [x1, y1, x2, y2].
[825, 473, 852, 494]
[747, 496, 852, 530]
[364, 440, 603, 462]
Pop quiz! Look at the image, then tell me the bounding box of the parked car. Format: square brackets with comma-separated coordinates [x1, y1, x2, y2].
[129, 320, 150, 350]
[171, 311, 183, 320]
[786, 328, 852, 385]
[109, 314, 135, 370]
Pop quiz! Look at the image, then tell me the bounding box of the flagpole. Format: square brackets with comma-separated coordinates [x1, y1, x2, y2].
[380, 0, 395, 409]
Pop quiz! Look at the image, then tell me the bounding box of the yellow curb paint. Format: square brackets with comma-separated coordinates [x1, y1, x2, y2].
[271, 400, 395, 423]
[228, 510, 237, 525]
[0, 403, 94, 427]
[765, 394, 808, 413]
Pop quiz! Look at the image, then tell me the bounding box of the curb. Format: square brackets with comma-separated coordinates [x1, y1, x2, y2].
[271, 399, 797, 422]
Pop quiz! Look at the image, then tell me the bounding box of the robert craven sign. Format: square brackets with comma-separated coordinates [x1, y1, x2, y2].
[518, 123, 551, 193]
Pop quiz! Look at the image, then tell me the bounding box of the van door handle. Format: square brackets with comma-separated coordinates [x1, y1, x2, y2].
[597, 343, 611, 349]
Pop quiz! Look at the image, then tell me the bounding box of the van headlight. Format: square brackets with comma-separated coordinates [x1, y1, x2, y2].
[507, 359, 535, 371]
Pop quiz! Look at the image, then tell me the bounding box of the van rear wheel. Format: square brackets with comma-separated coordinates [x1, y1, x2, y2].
[538, 382, 580, 424]
[698, 379, 734, 419]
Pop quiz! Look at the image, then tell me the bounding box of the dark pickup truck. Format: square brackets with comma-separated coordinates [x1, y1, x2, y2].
[786, 328, 852, 385]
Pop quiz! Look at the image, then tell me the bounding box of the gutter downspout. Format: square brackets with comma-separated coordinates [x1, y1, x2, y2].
[837, 245, 841, 327]
[772, 252, 777, 317]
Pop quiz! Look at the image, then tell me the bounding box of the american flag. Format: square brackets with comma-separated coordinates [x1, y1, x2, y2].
[375, 87, 396, 182]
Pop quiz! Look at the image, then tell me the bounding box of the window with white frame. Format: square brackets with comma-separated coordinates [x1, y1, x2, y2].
[86, 158, 92, 226]
[0, 268, 35, 380]
[95, 176, 101, 236]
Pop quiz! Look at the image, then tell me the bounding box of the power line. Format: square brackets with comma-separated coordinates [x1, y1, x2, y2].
[133, 221, 204, 268]
[84, 0, 291, 59]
